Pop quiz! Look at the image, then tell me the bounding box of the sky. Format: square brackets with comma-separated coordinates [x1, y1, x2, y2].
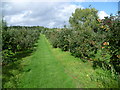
[1, 0, 119, 28]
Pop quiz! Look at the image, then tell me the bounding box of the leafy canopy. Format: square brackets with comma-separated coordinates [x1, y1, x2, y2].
[69, 8, 99, 31]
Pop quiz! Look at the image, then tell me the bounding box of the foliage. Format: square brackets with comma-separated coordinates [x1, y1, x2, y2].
[2, 23, 43, 88]
[5, 35, 118, 88]
[2, 7, 120, 88]
[44, 8, 120, 74]
[2, 25, 42, 64]
[102, 15, 120, 72]
[69, 8, 99, 31]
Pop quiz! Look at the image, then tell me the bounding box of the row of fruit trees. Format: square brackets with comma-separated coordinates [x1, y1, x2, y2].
[44, 8, 120, 73]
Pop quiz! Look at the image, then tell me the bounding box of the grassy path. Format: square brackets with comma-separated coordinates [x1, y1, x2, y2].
[18, 34, 118, 88]
[18, 35, 75, 88]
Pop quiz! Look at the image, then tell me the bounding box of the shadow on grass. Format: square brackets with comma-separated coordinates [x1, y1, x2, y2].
[2, 45, 38, 88]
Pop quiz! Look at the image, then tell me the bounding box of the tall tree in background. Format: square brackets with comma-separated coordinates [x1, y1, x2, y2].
[69, 8, 99, 31]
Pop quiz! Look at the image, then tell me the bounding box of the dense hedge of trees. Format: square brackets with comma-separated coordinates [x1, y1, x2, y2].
[2, 20, 43, 64]
[44, 8, 120, 73]
[2, 19, 47, 88]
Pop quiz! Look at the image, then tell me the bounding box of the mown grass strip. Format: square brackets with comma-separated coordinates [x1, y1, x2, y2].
[18, 34, 75, 88]
[18, 34, 119, 88]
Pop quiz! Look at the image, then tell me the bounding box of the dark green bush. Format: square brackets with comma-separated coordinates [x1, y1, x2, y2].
[44, 8, 120, 73]
[2, 25, 41, 64]
[103, 16, 120, 73]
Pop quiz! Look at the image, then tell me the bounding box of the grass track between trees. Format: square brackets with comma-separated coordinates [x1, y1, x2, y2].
[17, 34, 118, 88]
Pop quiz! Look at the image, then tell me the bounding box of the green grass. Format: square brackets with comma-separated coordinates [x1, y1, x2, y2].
[3, 34, 119, 88]
[52, 48, 119, 88]
[18, 34, 75, 88]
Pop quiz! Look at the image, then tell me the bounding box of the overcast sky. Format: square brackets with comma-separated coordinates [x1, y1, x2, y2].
[2, 0, 119, 28]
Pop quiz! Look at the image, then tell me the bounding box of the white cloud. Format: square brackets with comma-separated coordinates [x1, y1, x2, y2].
[55, 4, 83, 21]
[98, 11, 109, 19]
[3, 1, 112, 28]
[4, 10, 33, 25]
[3, 2, 83, 28]
[47, 21, 56, 28]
